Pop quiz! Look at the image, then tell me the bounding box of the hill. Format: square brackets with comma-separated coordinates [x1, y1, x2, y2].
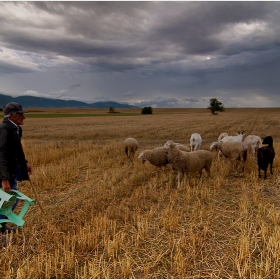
[0, 93, 139, 108]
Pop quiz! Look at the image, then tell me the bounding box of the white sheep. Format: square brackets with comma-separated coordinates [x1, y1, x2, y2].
[221, 131, 245, 143]
[210, 141, 247, 176]
[164, 140, 213, 188]
[218, 132, 228, 142]
[190, 133, 202, 151]
[244, 135, 262, 157]
[123, 137, 139, 162]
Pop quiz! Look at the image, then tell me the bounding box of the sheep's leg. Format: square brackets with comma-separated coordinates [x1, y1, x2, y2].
[204, 166, 211, 177]
[234, 160, 239, 176]
[270, 160, 274, 174]
[239, 161, 245, 174]
[223, 154, 229, 163]
[183, 172, 187, 186]
[129, 154, 133, 163]
[127, 147, 131, 160]
[152, 166, 161, 174]
[264, 167, 267, 179]
[125, 147, 128, 158]
[198, 169, 203, 179]
[177, 172, 183, 188]
[258, 167, 262, 178]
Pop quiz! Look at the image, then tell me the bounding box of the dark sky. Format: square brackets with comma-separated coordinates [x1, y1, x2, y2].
[0, 1, 280, 107]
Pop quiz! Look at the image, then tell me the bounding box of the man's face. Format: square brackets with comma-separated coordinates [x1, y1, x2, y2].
[10, 112, 25, 125]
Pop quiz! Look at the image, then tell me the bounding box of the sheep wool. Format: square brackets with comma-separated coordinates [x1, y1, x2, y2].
[190, 133, 202, 151]
[210, 141, 247, 176]
[138, 147, 169, 168]
[175, 143, 190, 152]
[244, 135, 262, 157]
[164, 140, 213, 188]
[218, 132, 228, 142]
[221, 131, 245, 143]
[123, 137, 139, 162]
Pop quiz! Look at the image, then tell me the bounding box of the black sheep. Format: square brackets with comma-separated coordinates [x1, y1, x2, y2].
[257, 136, 275, 179]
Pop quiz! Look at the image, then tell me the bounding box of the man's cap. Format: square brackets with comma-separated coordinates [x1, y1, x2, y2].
[3, 102, 28, 116]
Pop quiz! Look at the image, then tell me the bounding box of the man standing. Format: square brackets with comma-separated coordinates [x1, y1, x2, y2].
[0, 102, 32, 234]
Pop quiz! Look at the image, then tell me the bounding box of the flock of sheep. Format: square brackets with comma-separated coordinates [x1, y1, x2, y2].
[123, 132, 275, 188]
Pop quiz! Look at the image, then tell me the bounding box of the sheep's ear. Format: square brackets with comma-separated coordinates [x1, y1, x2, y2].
[242, 131, 245, 135]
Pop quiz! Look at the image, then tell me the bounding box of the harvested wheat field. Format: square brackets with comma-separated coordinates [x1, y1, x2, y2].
[1, 107, 280, 278]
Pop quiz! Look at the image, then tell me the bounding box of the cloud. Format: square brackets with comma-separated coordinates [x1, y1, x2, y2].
[184, 98, 198, 103]
[69, 84, 81, 89]
[0, 2, 279, 107]
[133, 97, 205, 108]
[23, 89, 67, 99]
[22, 90, 46, 98]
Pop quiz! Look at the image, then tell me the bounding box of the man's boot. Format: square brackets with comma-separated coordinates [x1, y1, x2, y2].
[0, 223, 18, 234]
[1, 235, 8, 247]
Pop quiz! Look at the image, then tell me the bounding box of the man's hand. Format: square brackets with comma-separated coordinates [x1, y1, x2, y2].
[1, 179, 11, 193]
[27, 163, 32, 175]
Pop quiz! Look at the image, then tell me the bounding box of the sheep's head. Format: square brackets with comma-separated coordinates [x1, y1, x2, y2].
[163, 140, 176, 150]
[210, 142, 218, 151]
[138, 151, 146, 163]
[236, 131, 246, 140]
[262, 136, 273, 146]
[251, 140, 261, 156]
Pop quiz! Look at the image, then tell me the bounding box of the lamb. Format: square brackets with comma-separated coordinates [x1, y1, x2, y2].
[210, 141, 247, 176]
[164, 140, 213, 188]
[123, 137, 139, 162]
[257, 136, 275, 179]
[190, 133, 202, 151]
[138, 143, 190, 170]
[244, 135, 262, 157]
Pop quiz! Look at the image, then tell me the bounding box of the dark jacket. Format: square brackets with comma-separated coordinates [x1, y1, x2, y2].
[0, 118, 29, 182]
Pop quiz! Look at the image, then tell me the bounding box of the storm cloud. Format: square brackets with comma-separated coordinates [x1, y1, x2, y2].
[0, 2, 280, 107]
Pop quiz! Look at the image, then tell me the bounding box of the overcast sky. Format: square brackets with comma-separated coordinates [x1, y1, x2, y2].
[0, 1, 280, 108]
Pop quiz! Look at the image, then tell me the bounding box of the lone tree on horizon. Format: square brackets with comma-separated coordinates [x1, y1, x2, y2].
[109, 106, 115, 113]
[208, 98, 225, 115]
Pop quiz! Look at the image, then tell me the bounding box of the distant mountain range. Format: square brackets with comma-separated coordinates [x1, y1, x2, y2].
[0, 93, 139, 108]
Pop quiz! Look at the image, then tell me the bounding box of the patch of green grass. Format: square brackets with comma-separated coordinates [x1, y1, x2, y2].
[26, 113, 140, 118]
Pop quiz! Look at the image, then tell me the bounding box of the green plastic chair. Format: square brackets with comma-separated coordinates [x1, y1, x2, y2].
[0, 188, 35, 228]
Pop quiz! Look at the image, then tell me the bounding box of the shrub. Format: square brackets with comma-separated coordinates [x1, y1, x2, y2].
[141, 106, 153, 114]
